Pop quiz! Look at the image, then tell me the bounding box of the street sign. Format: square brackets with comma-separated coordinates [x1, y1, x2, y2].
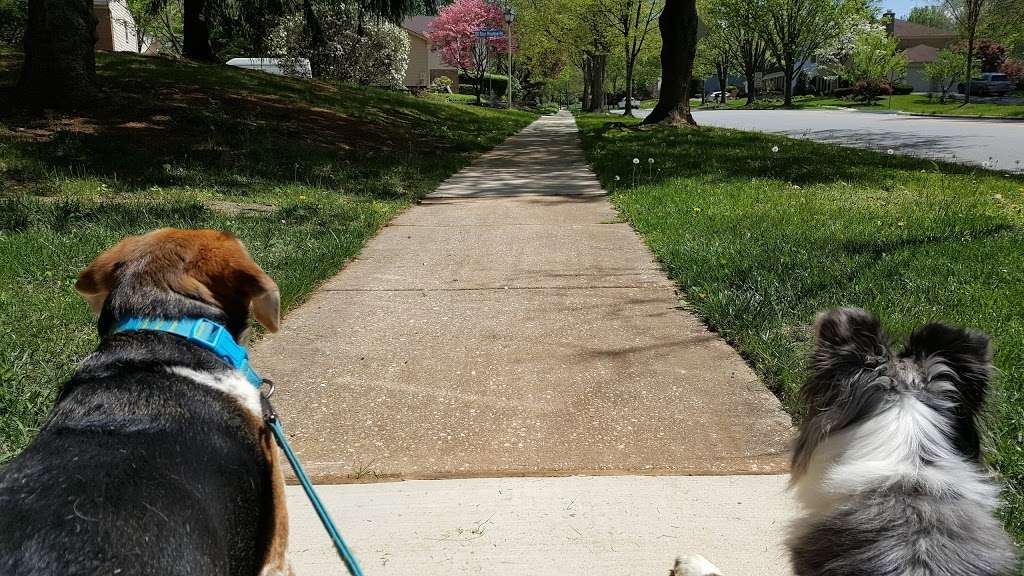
[475, 29, 505, 38]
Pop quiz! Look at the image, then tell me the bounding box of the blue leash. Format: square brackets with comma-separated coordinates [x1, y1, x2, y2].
[261, 394, 365, 576]
[112, 317, 365, 576]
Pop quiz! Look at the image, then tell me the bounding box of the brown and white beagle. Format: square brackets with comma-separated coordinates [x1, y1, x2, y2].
[0, 228, 292, 576]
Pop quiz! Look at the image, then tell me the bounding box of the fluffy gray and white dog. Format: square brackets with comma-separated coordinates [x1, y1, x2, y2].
[788, 307, 1018, 576]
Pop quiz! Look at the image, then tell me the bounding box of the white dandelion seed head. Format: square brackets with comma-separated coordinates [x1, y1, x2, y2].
[771, 146, 779, 153]
[887, 149, 894, 155]
[648, 158, 654, 164]
[633, 158, 640, 164]
[615, 175, 621, 181]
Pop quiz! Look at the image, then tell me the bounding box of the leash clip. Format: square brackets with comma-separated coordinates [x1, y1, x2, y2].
[260, 380, 278, 424]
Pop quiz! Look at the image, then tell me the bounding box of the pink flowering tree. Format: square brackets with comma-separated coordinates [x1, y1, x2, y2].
[427, 0, 516, 104]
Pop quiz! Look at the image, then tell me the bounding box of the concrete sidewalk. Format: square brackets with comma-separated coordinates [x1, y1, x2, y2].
[253, 111, 797, 574]
[252, 112, 792, 480]
[285, 475, 795, 576]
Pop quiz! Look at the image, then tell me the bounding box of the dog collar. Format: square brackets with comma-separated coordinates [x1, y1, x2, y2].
[111, 317, 263, 387]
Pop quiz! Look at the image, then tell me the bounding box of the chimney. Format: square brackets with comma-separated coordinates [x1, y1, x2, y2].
[884, 10, 896, 36]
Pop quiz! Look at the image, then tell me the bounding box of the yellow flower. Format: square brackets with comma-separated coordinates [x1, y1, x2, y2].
[692, 207, 702, 214]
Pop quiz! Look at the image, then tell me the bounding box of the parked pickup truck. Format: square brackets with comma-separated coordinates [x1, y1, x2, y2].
[958, 73, 1014, 96]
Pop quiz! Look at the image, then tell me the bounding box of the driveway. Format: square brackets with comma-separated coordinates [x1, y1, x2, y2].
[621, 108, 1024, 172]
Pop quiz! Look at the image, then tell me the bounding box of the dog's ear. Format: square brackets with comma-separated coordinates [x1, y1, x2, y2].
[182, 231, 281, 334]
[904, 323, 991, 412]
[76, 229, 280, 334]
[75, 234, 146, 317]
[231, 260, 280, 333]
[811, 307, 890, 374]
[793, 308, 891, 477]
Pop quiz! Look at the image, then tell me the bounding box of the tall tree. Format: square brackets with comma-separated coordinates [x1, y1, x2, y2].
[752, 0, 861, 106]
[907, 4, 955, 30]
[516, 0, 614, 111]
[710, 0, 770, 105]
[642, 0, 700, 125]
[946, 0, 989, 102]
[17, 0, 99, 106]
[594, 0, 662, 115]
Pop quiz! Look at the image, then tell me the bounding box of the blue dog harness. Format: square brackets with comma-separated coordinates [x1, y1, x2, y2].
[112, 317, 365, 576]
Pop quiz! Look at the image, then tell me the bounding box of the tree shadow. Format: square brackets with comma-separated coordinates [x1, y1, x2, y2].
[0, 52, 530, 200]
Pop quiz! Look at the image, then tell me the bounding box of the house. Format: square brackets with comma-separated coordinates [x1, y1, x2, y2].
[401, 16, 459, 91]
[93, 0, 158, 54]
[884, 11, 958, 92]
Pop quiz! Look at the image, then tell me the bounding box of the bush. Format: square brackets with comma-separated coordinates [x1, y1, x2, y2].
[430, 75, 453, 93]
[1002, 59, 1024, 90]
[832, 86, 856, 98]
[269, 8, 409, 88]
[0, 0, 25, 46]
[459, 72, 509, 97]
[890, 82, 913, 95]
[852, 78, 891, 102]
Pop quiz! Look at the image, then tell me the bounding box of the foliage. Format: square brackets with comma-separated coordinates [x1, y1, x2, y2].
[125, 0, 184, 55]
[269, 6, 410, 88]
[430, 74, 454, 92]
[907, 4, 955, 30]
[427, 0, 512, 73]
[0, 50, 536, 463]
[0, 0, 26, 46]
[973, 38, 1007, 72]
[851, 77, 891, 101]
[925, 46, 970, 101]
[980, 0, 1024, 58]
[576, 112, 1024, 547]
[945, 0, 990, 102]
[819, 22, 909, 92]
[592, 0, 663, 113]
[1002, 58, 1024, 88]
[751, 0, 870, 105]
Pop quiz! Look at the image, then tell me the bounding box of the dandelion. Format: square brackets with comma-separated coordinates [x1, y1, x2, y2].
[633, 158, 640, 164]
[692, 207, 702, 214]
[648, 158, 654, 164]
[615, 175, 620, 181]
[887, 149, 894, 155]
[299, 195, 307, 200]
[771, 146, 779, 154]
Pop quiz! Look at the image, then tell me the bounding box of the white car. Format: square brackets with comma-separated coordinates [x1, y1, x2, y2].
[225, 58, 312, 79]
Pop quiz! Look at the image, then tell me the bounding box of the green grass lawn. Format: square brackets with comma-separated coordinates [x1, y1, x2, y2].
[575, 113, 1024, 546]
[703, 93, 1024, 118]
[0, 50, 535, 462]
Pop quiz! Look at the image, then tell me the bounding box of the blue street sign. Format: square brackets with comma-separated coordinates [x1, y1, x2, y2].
[474, 29, 505, 38]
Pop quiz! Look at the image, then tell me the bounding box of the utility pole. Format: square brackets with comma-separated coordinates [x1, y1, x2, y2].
[504, 6, 515, 109]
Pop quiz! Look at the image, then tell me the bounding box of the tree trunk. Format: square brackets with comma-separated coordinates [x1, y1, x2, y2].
[183, 0, 215, 61]
[624, 57, 635, 116]
[582, 60, 591, 109]
[782, 60, 794, 107]
[743, 61, 756, 105]
[642, 0, 698, 126]
[964, 34, 975, 104]
[587, 53, 607, 112]
[17, 0, 99, 106]
[716, 63, 727, 104]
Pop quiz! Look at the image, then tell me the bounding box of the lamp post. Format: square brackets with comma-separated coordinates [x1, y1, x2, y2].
[503, 6, 515, 109]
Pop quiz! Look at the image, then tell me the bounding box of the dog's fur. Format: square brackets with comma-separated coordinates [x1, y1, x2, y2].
[788, 308, 1018, 576]
[0, 228, 291, 576]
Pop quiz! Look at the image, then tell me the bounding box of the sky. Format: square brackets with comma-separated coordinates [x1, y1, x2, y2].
[879, 0, 942, 18]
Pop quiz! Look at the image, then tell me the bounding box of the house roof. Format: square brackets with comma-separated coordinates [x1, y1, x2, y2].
[893, 19, 956, 40]
[902, 43, 940, 63]
[402, 15, 435, 37]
